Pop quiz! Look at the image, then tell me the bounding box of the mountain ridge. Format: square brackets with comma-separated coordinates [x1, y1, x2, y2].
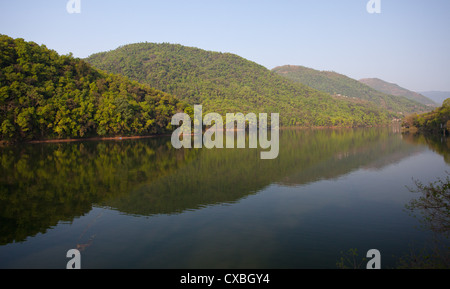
[272, 65, 430, 115]
[419, 91, 450, 106]
[85, 42, 400, 127]
[359, 77, 437, 107]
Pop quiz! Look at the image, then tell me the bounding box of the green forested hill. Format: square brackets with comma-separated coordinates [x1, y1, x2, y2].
[85, 42, 394, 127]
[272, 65, 430, 114]
[359, 78, 437, 107]
[403, 98, 450, 135]
[0, 35, 187, 142]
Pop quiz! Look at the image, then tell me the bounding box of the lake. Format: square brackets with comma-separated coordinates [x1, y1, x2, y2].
[0, 127, 449, 269]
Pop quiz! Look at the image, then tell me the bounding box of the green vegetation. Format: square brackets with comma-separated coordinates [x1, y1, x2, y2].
[402, 98, 450, 135]
[359, 78, 437, 107]
[396, 242, 449, 269]
[406, 175, 450, 237]
[0, 35, 188, 142]
[86, 42, 394, 128]
[397, 175, 450, 269]
[272, 65, 430, 114]
[0, 34, 439, 142]
[337, 172, 450, 269]
[336, 248, 368, 269]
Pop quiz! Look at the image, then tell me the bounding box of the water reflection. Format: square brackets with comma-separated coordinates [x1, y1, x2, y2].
[0, 138, 196, 245]
[0, 127, 445, 248]
[403, 133, 450, 164]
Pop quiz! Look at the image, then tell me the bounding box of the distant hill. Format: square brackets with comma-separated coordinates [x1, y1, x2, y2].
[0, 35, 186, 142]
[419, 91, 450, 106]
[86, 42, 396, 127]
[272, 65, 430, 115]
[359, 78, 437, 107]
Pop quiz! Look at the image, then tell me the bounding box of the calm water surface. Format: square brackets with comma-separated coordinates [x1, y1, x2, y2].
[0, 127, 449, 268]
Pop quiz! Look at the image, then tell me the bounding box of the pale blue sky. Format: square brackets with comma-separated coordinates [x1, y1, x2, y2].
[1, 0, 449, 91]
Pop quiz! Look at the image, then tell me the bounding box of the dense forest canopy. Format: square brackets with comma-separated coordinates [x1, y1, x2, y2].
[272, 65, 431, 114]
[86, 42, 396, 128]
[403, 98, 450, 135]
[0, 35, 188, 142]
[2, 35, 429, 143]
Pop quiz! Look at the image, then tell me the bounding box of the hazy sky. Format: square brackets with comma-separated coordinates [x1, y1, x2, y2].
[1, 0, 449, 91]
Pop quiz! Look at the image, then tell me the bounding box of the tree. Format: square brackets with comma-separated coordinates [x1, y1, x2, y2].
[398, 174, 450, 269]
[0, 34, 187, 142]
[406, 174, 450, 237]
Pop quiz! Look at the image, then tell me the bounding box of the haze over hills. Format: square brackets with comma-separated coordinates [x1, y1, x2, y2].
[418, 91, 450, 106]
[85, 42, 396, 127]
[358, 78, 437, 107]
[272, 65, 430, 115]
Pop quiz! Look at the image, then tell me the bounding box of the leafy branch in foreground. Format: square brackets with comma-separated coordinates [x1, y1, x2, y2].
[399, 174, 450, 268]
[396, 239, 449, 269]
[336, 248, 367, 269]
[406, 174, 450, 236]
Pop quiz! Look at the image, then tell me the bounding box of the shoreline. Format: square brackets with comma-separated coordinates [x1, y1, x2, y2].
[1, 123, 400, 146]
[26, 134, 171, 144]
